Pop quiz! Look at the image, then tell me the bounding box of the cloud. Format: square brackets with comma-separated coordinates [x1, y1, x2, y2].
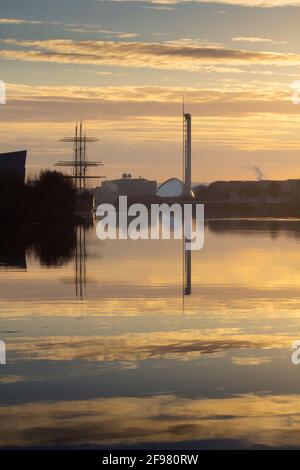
[140, 5, 175, 9]
[0, 18, 44, 24]
[63, 26, 139, 38]
[0, 19, 138, 38]
[199, 0, 300, 5]
[0, 18, 61, 25]
[231, 356, 271, 366]
[3, 80, 291, 105]
[0, 38, 299, 71]
[232, 36, 287, 44]
[102, 0, 300, 7]
[2, 81, 293, 123]
[1, 81, 299, 154]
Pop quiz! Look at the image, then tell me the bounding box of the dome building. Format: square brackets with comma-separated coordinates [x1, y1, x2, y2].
[156, 178, 184, 198]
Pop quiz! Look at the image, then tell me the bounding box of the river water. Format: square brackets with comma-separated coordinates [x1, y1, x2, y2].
[1, 219, 300, 449]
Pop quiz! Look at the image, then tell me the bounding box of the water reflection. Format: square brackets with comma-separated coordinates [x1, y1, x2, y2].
[75, 225, 87, 300]
[183, 238, 191, 296]
[0, 227, 27, 271]
[207, 218, 300, 238]
[0, 224, 77, 271]
[0, 223, 93, 301]
[2, 219, 300, 449]
[2, 393, 300, 449]
[0, 220, 192, 301]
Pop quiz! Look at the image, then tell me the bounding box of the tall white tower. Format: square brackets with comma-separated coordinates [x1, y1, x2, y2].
[183, 113, 192, 198]
[183, 111, 192, 296]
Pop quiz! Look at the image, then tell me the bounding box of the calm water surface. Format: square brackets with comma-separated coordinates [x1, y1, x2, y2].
[1, 219, 300, 449]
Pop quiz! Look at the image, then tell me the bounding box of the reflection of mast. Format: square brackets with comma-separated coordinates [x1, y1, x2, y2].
[75, 225, 87, 299]
[55, 121, 104, 190]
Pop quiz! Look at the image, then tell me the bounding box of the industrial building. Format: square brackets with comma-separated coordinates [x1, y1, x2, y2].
[94, 173, 157, 205]
[0, 150, 27, 182]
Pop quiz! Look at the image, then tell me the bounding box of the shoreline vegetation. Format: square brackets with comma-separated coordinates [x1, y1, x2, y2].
[121, 196, 300, 219]
[0, 170, 91, 224]
[2, 171, 300, 223]
[200, 201, 300, 218]
[193, 179, 300, 217]
[125, 178, 300, 218]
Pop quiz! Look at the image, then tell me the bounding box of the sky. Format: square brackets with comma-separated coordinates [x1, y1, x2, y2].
[0, 0, 300, 183]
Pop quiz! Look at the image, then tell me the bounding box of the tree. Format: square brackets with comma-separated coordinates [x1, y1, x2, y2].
[35, 170, 76, 217]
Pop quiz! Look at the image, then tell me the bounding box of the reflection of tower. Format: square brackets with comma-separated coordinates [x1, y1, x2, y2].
[182, 106, 192, 298]
[183, 113, 192, 198]
[183, 238, 192, 296]
[55, 121, 103, 191]
[184, 240, 191, 295]
[75, 225, 87, 299]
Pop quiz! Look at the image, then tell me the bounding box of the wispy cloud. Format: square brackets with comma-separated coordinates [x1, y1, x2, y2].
[0, 18, 45, 25]
[199, 0, 300, 5]
[232, 356, 271, 366]
[0, 18, 139, 38]
[232, 36, 287, 44]
[140, 5, 175, 10]
[0, 18, 61, 25]
[101, 0, 300, 7]
[4, 81, 289, 103]
[63, 25, 139, 38]
[0, 38, 299, 70]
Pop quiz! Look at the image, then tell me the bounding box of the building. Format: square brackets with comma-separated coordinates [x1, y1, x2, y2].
[94, 173, 157, 205]
[0, 150, 27, 182]
[156, 178, 184, 198]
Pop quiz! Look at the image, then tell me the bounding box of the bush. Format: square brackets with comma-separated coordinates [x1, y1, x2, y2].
[0, 170, 77, 222]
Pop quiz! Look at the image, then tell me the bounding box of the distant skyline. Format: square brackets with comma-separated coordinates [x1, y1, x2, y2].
[0, 0, 300, 182]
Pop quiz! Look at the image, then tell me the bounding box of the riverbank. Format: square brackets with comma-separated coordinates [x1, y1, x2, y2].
[202, 201, 300, 218]
[0, 170, 94, 224]
[105, 195, 300, 219]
